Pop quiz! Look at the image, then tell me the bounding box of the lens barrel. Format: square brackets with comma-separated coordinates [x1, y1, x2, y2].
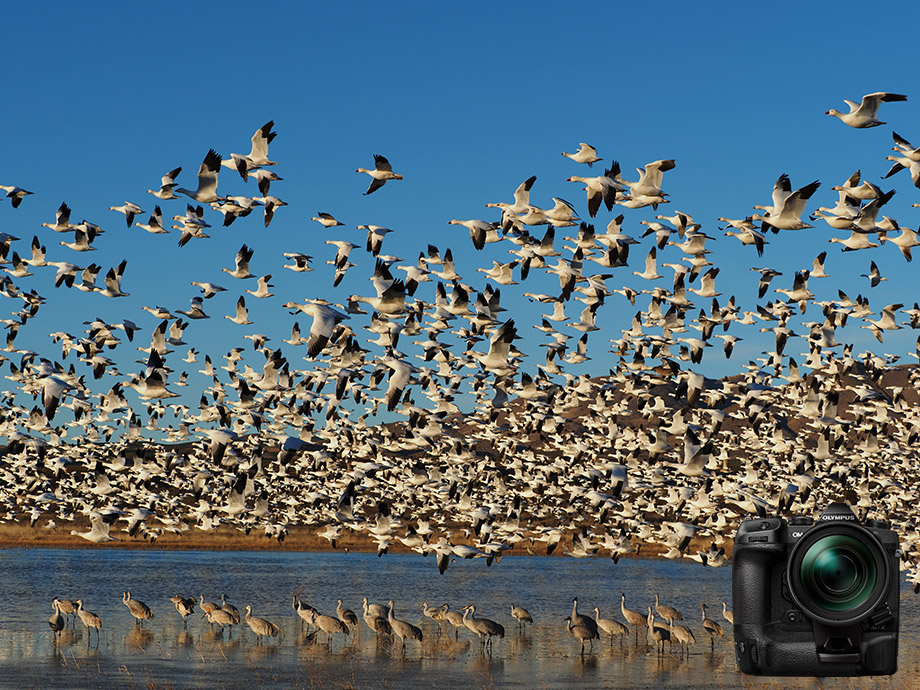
[788, 522, 889, 625]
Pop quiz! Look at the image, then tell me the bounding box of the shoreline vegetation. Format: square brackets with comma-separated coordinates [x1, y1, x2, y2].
[0, 521, 722, 558]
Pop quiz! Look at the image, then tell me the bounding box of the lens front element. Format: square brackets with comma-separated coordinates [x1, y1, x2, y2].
[800, 535, 877, 612]
[788, 522, 889, 625]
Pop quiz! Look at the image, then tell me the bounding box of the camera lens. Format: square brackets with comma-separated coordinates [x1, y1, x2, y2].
[799, 534, 877, 612]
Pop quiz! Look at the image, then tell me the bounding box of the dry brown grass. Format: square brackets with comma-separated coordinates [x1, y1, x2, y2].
[0, 519, 718, 558]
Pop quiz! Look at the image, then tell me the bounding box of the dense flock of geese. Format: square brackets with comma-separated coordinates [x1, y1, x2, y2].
[3, 93, 920, 590]
[47, 590, 732, 658]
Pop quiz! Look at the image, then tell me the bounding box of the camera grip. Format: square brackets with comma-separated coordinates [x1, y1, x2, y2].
[733, 541, 785, 624]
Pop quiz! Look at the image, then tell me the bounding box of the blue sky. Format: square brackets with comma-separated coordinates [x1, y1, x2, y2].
[3, 2, 920, 436]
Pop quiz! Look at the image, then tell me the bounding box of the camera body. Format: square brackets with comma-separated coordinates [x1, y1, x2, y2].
[732, 503, 899, 676]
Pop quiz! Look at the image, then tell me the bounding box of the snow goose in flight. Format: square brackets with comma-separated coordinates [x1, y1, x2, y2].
[225, 296, 253, 325]
[283, 252, 314, 272]
[282, 300, 350, 357]
[544, 197, 579, 226]
[861, 260, 887, 287]
[752, 174, 820, 232]
[311, 212, 345, 228]
[485, 175, 537, 229]
[356, 154, 403, 195]
[212, 196, 261, 226]
[883, 154, 920, 189]
[245, 274, 274, 298]
[24, 236, 46, 267]
[724, 225, 767, 256]
[253, 195, 286, 227]
[146, 167, 182, 199]
[222, 120, 277, 178]
[472, 319, 519, 376]
[449, 219, 500, 250]
[176, 149, 223, 203]
[108, 201, 143, 227]
[892, 131, 920, 161]
[59, 227, 97, 252]
[618, 159, 676, 198]
[350, 276, 407, 316]
[851, 189, 896, 234]
[41, 202, 74, 233]
[832, 170, 881, 200]
[0, 185, 33, 208]
[124, 370, 178, 399]
[191, 281, 227, 298]
[249, 169, 282, 197]
[178, 296, 210, 319]
[134, 206, 168, 234]
[825, 92, 906, 128]
[567, 164, 621, 218]
[562, 142, 602, 167]
[5, 251, 33, 278]
[222, 244, 255, 279]
[477, 260, 518, 285]
[245, 120, 278, 166]
[879, 218, 919, 261]
[71, 511, 118, 543]
[360, 225, 394, 256]
[97, 260, 129, 297]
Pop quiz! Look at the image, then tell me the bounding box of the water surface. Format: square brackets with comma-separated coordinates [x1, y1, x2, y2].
[1, 549, 917, 689]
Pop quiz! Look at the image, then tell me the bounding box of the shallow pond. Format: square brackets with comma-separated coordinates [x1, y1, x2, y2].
[0, 549, 917, 689]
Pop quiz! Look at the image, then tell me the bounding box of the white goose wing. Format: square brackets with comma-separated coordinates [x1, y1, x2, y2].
[858, 92, 907, 117]
[306, 304, 349, 358]
[248, 121, 276, 162]
[779, 180, 821, 221]
[770, 174, 792, 214]
[512, 175, 537, 209]
[196, 149, 222, 197]
[161, 167, 182, 186]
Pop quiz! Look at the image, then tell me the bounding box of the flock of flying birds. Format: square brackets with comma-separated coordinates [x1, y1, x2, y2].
[4, 92, 920, 587]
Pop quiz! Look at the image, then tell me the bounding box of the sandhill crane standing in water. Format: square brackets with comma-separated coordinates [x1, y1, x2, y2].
[594, 607, 628, 645]
[244, 605, 279, 643]
[75, 599, 102, 646]
[646, 607, 670, 655]
[463, 605, 505, 652]
[655, 593, 683, 625]
[336, 599, 359, 632]
[122, 591, 154, 626]
[221, 594, 240, 624]
[669, 617, 696, 657]
[207, 607, 238, 636]
[511, 603, 533, 632]
[49, 598, 65, 638]
[314, 609, 350, 646]
[362, 598, 391, 638]
[55, 598, 79, 627]
[701, 603, 724, 648]
[423, 601, 447, 635]
[565, 615, 598, 655]
[387, 600, 423, 653]
[200, 595, 220, 624]
[571, 597, 598, 637]
[293, 596, 317, 632]
[442, 604, 466, 640]
[722, 602, 734, 626]
[171, 596, 196, 625]
[621, 593, 647, 640]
